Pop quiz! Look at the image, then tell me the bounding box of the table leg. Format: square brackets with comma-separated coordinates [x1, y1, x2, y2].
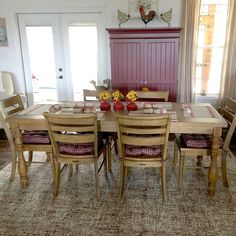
[14, 127, 28, 187]
[208, 127, 221, 194]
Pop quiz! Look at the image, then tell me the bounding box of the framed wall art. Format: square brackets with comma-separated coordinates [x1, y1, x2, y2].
[128, 0, 158, 18]
[0, 18, 8, 47]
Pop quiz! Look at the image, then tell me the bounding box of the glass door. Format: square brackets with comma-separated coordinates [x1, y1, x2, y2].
[18, 13, 105, 105]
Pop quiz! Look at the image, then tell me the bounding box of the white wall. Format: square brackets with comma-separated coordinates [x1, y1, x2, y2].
[0, 0, 182, 94]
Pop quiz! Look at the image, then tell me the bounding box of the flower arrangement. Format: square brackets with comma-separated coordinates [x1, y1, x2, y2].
[112, 90, 124, 101]
[126, 90, 138, 101]
[99, 91, 111, 101]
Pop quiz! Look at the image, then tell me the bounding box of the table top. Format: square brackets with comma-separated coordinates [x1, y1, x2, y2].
[8, 102, 227, 134]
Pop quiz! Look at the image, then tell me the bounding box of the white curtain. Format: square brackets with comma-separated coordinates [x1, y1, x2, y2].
[177, 0, 200, 103]
[219, 0, 236, 101]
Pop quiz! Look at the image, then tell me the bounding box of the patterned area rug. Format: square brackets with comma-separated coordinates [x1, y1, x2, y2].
[0, 142, 236, 235]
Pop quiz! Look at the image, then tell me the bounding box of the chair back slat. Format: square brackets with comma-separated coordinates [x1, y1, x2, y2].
[135, 91, 169, 101]
[122, 135, 165, 146]
[53, 133, 95, 144]
[83, 89, 109, 101]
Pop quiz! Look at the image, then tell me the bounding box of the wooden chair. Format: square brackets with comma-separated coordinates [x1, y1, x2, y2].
[116, 114, 170, 201]
[135, 91, 169, 102]
[0, 95, 53, 181]
[83, 88, 118, 171]
[43, 112, 107, 197]
[173, 97, 236, 188]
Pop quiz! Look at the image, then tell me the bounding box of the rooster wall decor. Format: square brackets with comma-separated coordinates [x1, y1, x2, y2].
[160, 8, 172, 27]
[117, 9, 130, 28]
[139, 5, 157, 26]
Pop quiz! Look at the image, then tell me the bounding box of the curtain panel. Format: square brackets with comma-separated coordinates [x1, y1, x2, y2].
[219, 0, 236, 101]
[177, 0, 200, 103]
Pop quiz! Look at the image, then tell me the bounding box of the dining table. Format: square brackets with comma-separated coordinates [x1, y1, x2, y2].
[8, 101, 227, 195]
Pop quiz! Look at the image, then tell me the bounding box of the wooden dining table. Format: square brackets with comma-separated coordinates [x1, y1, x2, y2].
[8, 101, 227, 195]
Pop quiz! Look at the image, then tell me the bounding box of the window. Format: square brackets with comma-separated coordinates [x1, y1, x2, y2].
[195, 0, 228, 96]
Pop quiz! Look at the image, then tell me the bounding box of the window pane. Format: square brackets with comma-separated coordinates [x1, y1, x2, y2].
[195, 0, 228, 95]
[68, 25, 98, 101]
[26, 26, 57, 103]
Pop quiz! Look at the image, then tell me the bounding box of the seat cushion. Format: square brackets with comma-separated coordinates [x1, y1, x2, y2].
[125, 144, 161, 156]
[181, 134, 213, 148]
[59, 142, 94, 155]
[22, 131, 50, 144]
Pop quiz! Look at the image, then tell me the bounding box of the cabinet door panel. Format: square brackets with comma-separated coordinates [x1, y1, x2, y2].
[146, 39, 179, 101]
[110, 39, 144, 93]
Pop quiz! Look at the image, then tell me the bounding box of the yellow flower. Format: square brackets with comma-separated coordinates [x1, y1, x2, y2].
[126, 90, 138, 101]
[99, 91, 111, 101]
[112, 90, 124, 101]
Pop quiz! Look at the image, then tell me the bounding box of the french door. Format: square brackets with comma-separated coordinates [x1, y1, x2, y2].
[18, 13, 105, 105]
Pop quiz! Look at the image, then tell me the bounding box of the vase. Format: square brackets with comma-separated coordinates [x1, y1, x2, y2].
[113, 101, 124, 112]
[100, 100, 111, 111]
[127, 101, 137, 111]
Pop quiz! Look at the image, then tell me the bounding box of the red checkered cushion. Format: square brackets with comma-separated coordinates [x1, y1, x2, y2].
[181, 134, 213, 148]
[125, 144, 161, 156]
[59, 142, 94, 155]
[22, 131, 50, 144]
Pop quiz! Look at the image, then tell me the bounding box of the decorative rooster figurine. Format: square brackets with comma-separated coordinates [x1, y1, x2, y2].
[117, 9, 130, 28]
[160, 8, 172, 27]
[139, 5, 157, 26]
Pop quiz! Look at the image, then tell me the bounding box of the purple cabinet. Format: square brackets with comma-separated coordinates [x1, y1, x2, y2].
[106, 28, 181, 101]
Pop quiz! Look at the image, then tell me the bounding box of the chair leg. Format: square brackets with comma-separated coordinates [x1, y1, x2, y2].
[221, 152, 229, 188]
[178, 155, 185, 187]
[9, 142, 17, 181]
[28, 151, 33, 165]
[49, 153, 56, 183]
[94, 159, 100, 198]
[107, 136, 112, 171]
[103, 148, 107, 175]
[161, 163, 167, 201]
[196, 155, 203, 167]
[119, 159, 125, 199]
[54, 162, 61, 197]
[69, 164, 73, 177]
[173, 142, 178, 170]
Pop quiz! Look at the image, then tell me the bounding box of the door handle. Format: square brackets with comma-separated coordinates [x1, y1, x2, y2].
[57, 75, 63, 79]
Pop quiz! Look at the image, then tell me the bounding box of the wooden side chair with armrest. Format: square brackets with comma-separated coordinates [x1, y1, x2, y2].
[135, 91, 169, 102]
[0, 95, 53, 181]
[43, 112, 107, 197]
[116, 114, 170, 201]
[173, 97, 236, 188]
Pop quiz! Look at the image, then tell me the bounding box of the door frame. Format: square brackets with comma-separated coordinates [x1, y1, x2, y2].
[17, 10, 106, 105]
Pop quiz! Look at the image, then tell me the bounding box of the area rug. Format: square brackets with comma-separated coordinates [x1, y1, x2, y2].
[0, 142, 236, 236]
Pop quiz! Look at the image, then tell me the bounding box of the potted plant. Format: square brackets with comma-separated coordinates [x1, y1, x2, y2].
[126, 90, 138, 111]
[112, 90, 124, 112]
[99, 91, 111, 111]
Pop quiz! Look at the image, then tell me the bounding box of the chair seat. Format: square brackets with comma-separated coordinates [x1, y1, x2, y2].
[22, 131, 50, 144]
[180, 134, 223, 148]
[125, 144, 161, 156]
[59, 142, 94, 155]
[59, 138, 104, 155]
[180, 134, 212, 148]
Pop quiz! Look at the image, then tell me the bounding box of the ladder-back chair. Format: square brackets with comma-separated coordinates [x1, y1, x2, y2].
[173, 97, 236, 188]
[43, 112, 107, 197]
[0, 95, 53, 181]
[116, 114, 170, 201]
